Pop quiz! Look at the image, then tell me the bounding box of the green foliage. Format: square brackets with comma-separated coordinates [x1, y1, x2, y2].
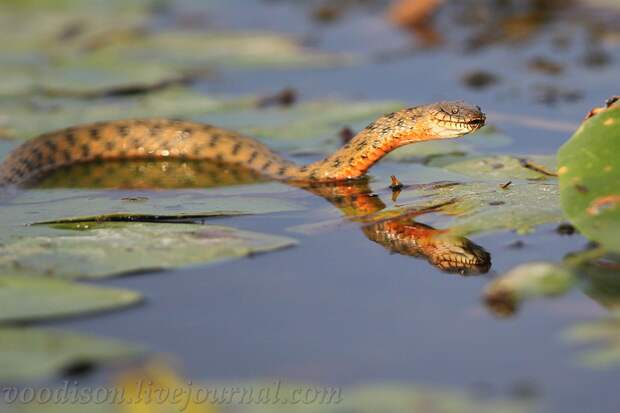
[558, 103, 620, 253]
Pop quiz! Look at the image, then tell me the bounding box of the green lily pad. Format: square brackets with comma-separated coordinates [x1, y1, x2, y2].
[0, 0, 350, 97]
[0, 275, 141, 323]
[558, 102, 620, 253]
[0, 88, 254, 140]
[94, 31, 352, 72]
[379, 158, 561, 236]
[0, 222, 296, 279]
[431, 154, 557, 180]
[483, 262, 576, 317]
[388, 128, 512, 163]
[0, 327, 141, 382]
[0, 186, 300, 230]
[291, 156, 562, 237]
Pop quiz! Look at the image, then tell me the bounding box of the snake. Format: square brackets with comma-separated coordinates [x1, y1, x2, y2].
[0, 101, 484, 186]
[0, 100, 489, 273]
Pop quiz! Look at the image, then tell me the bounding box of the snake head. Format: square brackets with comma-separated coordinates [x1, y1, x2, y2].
[425, 101, 486, 138]
[427, 233, 492, 275]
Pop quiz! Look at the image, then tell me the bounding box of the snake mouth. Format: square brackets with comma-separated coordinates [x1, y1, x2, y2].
[467, 117, 485, 127]
[464, 113, 486, 131]
[433, 115, 486, 133]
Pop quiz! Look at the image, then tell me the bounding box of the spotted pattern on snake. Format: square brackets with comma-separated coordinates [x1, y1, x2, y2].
[0, 101, 485, 186]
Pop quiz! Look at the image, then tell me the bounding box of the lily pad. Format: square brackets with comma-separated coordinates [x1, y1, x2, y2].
[558, 101, 620, 253]
[377, 157, 561, 236]
[0, 88, 254, 140]
[0, 222, 296, 279]
[483, 262, 576, 317]
[0, 186, 301, 230]
[387, 128, 512, 163]
[291, 157, 562, 237]
[431, 154, 557, 180]
[0, 275, 141, 323]
[0, 0, 350, 97]
[0, 327, 141, 382]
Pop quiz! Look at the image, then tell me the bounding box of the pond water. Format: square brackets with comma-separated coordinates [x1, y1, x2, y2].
[3, 0, 620, 412]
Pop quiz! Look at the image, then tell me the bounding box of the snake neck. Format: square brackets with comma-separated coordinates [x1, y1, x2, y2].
[300, 107, 429, 182]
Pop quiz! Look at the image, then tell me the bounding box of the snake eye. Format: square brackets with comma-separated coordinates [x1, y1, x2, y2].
[451, 107, 459, 115]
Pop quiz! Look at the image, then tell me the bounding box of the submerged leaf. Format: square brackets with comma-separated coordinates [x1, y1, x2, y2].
[0, 275, 141, 323]
[0, 327, 141, 382]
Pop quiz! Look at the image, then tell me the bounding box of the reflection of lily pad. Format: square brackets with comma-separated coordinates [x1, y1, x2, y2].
[0, 222, 296, 279]
[0, 327, 141, 382]
[558, 102, 620, 253]
[0, 275, 141, 323]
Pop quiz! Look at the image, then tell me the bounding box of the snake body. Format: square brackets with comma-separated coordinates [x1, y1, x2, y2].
[0, 101, 489, 274]
[0, 101, 484, 186]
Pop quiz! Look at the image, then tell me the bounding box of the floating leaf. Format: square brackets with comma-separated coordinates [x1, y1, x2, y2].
[558, 102, 620, 253]
[483, 262, 576, 317]
[0, 186, 301, 231]
[0, 327, 141, 382]
[375, 158, 561, 236]
[291, 158, 562, 237]
[0, 222, 296, 279]
[431, 154, 557, 180]
[0, 88, 254, 140]
[0, 1, 350, 97]
[93, 31, 352, 72]
[0, 275, 141, 323]
[387, 128, 512, 163]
